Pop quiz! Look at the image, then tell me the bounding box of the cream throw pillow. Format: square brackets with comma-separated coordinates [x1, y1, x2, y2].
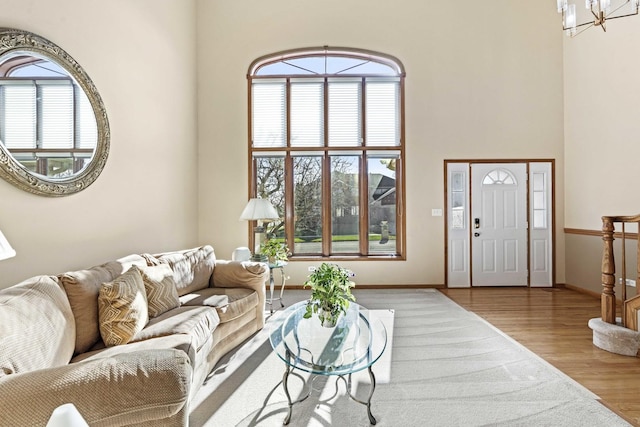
[140, 264, 180, 318]
[98, 266, 149, 346]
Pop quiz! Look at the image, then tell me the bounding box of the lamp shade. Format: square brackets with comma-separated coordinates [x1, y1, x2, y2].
[46, 403, 89, 427]
[0, 229, 15, 261]
[239, 198, 279, 221]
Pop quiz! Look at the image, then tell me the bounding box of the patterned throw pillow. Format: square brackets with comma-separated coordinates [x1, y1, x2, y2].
[98, 266, 149, 346]
[140, 264, 180, 318]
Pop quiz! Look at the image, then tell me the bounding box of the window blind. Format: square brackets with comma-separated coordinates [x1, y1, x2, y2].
[40, 84, 74, 149]
[1, 85, 36, 149]
[366, 79, 400, 147]
[290, 80, 324, 147]
[252, 80, 286, 148]
[328, 79, 362, 147]
[76, 87, 97, 149]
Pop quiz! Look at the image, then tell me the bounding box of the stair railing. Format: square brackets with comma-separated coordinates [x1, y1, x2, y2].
[601, 215, 640, 326]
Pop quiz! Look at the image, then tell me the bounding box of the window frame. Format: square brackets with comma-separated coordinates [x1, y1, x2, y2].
[247, 46, 406, 261]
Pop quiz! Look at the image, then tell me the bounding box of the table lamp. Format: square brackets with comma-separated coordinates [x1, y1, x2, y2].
[0, 228, 15, 261]
[239, 198, 279, 261]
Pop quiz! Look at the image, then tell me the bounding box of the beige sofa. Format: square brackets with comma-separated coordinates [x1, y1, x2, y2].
[0, 245, 268, 426]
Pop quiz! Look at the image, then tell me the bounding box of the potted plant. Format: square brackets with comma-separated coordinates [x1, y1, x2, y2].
[303, 263, 356, 327]
[259, 239, 290, 264]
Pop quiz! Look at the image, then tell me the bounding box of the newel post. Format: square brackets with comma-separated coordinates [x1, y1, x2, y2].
[601, 217, 616, 324]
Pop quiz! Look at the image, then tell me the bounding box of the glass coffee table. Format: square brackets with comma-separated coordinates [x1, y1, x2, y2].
[269, 301, 387, 425]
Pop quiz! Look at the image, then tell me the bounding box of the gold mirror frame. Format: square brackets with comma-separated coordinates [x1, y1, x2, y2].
[0, 28, 109, 197]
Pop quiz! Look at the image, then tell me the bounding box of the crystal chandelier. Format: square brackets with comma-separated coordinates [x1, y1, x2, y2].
[557, 0, 639, 36]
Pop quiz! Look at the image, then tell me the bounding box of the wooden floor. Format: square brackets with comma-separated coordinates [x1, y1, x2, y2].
[441, 287, 640, 426]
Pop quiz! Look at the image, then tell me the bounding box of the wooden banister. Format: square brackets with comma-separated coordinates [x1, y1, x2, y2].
[601, 215, 640, 327]
[601, 217, 616, 324]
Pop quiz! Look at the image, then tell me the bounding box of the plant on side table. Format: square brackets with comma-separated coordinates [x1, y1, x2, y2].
[259, 239, 290, 264]
[303, 263, 356, 327]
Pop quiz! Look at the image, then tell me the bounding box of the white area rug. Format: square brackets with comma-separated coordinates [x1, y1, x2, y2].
[189, 289, 630, 426]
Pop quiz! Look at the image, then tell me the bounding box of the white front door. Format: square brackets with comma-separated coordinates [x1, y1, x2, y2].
[471, 163, 528, 286]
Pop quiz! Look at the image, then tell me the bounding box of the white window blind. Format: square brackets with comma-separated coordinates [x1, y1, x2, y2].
[252, 80, 286, 147]
[76, 87, 97, 149]
[328, 79, 362, 147]
[366, 79, 400, 147]
[290, 80, 324, 147]
[1, 85, 36, 149]
[41, 84, 74, 149]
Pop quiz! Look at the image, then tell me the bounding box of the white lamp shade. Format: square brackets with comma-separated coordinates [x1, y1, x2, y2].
[0, 229, 15, 261]
[239, 198, 279, 221]
[232, 247, 251, 261]
[46, 404, 89, 427]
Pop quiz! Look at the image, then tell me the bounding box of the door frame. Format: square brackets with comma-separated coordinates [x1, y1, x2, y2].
[444, 159, 556, 288]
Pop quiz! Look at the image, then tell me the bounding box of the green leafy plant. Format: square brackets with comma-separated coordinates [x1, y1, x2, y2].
[259, 239, 290, 263]
[303, 263, 356, 327]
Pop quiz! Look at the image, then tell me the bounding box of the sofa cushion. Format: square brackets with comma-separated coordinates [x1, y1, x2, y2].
[180, 287, 258, 323]
[145, 245, 215, 297]
[132, 306, 220, 354]
[139, 264, 180, 318]
[98, 266, 149, 346]
[59, 254, 148, 354]
[0, 275, 75, 377]
[71, 334, 199, 369]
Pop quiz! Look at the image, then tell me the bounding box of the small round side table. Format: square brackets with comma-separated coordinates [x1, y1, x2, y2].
[267, 261, 288, 314]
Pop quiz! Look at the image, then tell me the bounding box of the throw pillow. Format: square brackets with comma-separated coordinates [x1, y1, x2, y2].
[98, 265, 149, 346]
[140, 264, 180, 318]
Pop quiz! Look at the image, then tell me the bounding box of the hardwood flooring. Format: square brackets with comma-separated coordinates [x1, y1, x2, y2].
[440, 287, 640, 426]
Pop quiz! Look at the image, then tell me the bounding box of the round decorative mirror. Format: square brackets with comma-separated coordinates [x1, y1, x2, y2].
[0, 28, 109, 196]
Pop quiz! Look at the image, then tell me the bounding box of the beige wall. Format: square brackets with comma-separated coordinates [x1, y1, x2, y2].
[565, 233, 603, 293]
[0, 0, 198, 288]
[197, 1, 566, 286]
[0, 1, 569, 290]
[564, 16, 640, 290]
[565, 232, 637, 297]
[564, 19, 640, 230]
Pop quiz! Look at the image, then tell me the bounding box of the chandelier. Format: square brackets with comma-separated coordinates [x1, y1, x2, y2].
[557, 0, 639, 36]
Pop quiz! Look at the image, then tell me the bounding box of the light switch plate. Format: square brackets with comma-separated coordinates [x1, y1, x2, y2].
[431, 209, 443, 217]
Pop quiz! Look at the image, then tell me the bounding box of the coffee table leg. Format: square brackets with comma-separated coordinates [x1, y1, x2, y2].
[282, 365, 293, 425]
[346, 366, 377, 425]
[282, 365, 314, 425]
[365, 366, 377, 425]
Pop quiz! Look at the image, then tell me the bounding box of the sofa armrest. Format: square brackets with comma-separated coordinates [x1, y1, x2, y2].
[212, 260, 269, 327]
[0, 349, 191, 427]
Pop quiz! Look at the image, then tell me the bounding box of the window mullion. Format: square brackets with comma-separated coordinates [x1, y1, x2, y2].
[395, 156, 404, 256]
[284, 81, 294, 251]
[322, 78, 330, 256]
[400, 77, 405, 147]
[361, 77, 366, 147]
[323, 77, 328, 148]
[36, 85, 42, 148]
[247, 156, 258, 251]
[286, 78, 291, 147]
[359, 154, 369, 255]
[360, 78, 368, 255]
[322, 153, 331, 256]
[284, 153, 295, 252]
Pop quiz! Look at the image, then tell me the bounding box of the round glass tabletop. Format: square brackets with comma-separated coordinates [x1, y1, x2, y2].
[269, 301, 387, 376]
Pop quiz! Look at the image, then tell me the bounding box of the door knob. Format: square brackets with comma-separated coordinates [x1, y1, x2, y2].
[474, 232, 480, 237]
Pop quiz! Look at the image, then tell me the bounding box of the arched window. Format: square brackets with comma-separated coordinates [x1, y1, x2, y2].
[248, 47, 405, 259]
[482, 169, 516, 185]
